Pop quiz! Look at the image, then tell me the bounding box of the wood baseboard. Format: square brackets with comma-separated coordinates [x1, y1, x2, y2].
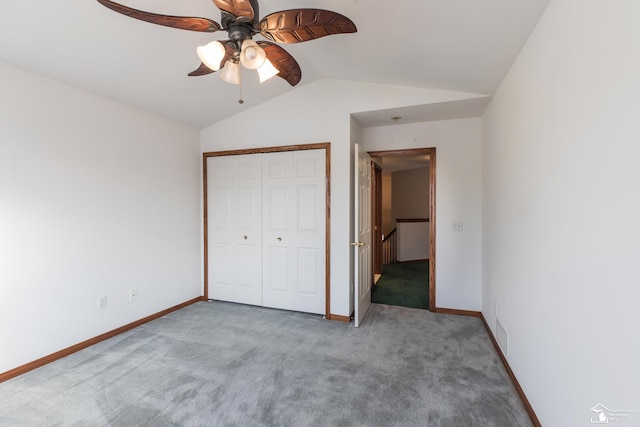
[479, 314, 541, 427]
[326, 313, 351, 323]
[434, 307, 482, 317]
[433, 307, 540, 426]
[0, 297, 203, 384]
[1, 298, 541, 427]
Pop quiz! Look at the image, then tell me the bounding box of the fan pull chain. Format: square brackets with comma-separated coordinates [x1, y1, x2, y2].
[238, 70, 244, 104]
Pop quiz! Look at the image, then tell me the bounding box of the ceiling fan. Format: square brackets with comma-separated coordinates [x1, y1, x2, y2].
[96, 0, 357, 89]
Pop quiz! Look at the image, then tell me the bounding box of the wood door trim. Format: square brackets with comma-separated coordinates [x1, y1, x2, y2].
[202, 154, 209, 301]
[203, 144, 329, 157]
[368, 147, 436, 311]
[203, 143, 331, 318]
[372, 163, 383, 276]
[326, 313, 350, 323]
[429, 149, 436, 311]
[324, 144, 331, 317]
[369, 148, 432, 157]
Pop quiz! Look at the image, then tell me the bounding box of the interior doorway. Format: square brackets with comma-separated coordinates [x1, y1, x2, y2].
[372, 162, 383, 283]
[368, 148, 436, 311]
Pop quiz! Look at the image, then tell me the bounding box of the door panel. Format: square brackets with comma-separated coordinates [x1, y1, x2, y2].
[207, 148, 326, 315]
[262, 152, 293, 310]
[262, 150, 326, 314]
[372, 163, 383, 275]
[208, 155, 262, 306]
[211, 188, 231, 228]
[265, 247, 289, 291]
[210, 242, 234, 300]
[235, 187, 258, 228]
[354, 144, 373, 327]
[297, 248, 319, 294]
[267, 186, 290, 230]
[297, 186, 319, 230]
[209, 156, 235, 302]
[292, 150, 326, 314]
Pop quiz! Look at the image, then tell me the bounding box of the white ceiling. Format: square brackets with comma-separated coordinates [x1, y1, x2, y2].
[352, 97, 492, 128]
[379, 155, 430, 174]
[0, 0, 550, 129]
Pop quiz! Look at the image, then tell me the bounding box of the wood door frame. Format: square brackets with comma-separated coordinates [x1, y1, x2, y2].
[372, 163, 383, 276]
[203, 143, 331, 318]
[368, 147, 436, 311]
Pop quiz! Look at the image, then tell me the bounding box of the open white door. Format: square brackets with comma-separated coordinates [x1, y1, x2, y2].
[353, 144, 373, 327]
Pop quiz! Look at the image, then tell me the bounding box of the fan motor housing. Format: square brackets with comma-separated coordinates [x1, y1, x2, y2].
[227, 22, 255, 44]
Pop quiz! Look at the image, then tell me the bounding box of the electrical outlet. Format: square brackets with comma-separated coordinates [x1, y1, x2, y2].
[99, 296, 108, 310]
[452, 221, 463, 231]
[129, 289, 137, 301]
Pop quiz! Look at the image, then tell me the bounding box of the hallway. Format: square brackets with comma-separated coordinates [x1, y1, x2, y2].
[371, 260, 429, 310]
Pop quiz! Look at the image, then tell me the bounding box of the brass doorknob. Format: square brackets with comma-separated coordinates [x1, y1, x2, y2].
[350, 242, 365, 247]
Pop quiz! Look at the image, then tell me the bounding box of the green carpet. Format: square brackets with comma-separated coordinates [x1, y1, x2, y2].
[371, 261, 429, 310]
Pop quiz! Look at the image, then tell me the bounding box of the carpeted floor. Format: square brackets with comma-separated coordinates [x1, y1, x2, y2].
[0, 301, 532, 426]
[372, 261, 429, 310]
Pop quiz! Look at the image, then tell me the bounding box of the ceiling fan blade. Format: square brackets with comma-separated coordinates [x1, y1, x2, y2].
[212, 0, 256, 23]
[188, 63, 216, 77]
[97, 0, 221, 32]
[257, 41, 301, 86]
[259, 9, 357, 44]
[188, 41, 237, 76]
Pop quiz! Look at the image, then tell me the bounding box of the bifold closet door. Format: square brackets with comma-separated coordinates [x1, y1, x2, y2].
[262, 150, 326, 314]
[207, 154, 262, 306]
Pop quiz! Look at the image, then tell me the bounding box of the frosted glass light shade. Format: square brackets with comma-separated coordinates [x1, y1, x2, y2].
[240, 39, 266, 70]
[257, 59, 280, 83]
[219, 61, 241, 85]
[197, 41, 225, 71]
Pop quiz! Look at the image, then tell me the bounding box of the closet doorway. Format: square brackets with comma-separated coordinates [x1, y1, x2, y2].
[203, 143, 331, 317]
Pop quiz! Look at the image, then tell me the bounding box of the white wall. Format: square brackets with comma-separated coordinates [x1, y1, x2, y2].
[201, 79, 485, 316]
[397, 222, 429, 262]
[381, 173, 393, 235]
[392, 167, 430, 220]
[482, 0, 640, 425]
[392, 167, 430, 262]
[0, 62, 201, 374]
[362, 118, 482, 311]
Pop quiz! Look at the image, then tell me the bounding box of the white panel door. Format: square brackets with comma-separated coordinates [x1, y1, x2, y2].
[354, 144, 372, 327]
[292, 149, 327, 314]
[262, 150, 326, 314]
[208, 155, 262, 306]
[262, 152, 294, 311]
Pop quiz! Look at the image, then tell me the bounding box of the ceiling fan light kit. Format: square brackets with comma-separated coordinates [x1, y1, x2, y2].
[257, 59, 279, 83]
[219, 60, 242, 85]
[197, 40, 226, 71]
[239, 39, 266, 70]
[96, 0, 357, 96]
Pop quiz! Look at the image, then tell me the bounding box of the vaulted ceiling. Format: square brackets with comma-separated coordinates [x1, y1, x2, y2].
[0, 0, 550, 129]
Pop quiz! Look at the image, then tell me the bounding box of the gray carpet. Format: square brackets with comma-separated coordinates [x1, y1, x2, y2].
[0, 302, 532, 427]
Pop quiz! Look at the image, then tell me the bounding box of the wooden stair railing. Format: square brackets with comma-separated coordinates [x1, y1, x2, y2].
[382, 227, 397, 265]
